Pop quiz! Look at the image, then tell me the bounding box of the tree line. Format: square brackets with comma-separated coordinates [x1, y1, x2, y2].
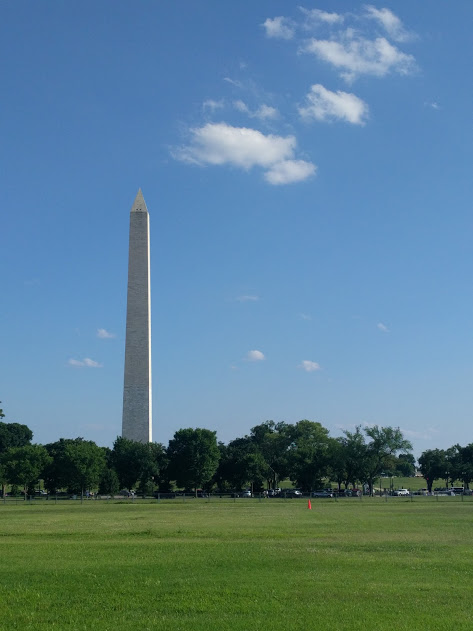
[0, 402, 471, 497]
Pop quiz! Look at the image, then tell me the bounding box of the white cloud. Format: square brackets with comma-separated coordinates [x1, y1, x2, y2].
[302, 31, 416, 82]
[377, 322, 389, 333]
[203, 99, 224, 112]
[300, 360, 321, 372]
[237, 295, 259, 302]
[265, 159, 316, 185]
[299, 84, 368, 124]
[255, 104, 279, 120]
[425, 101, 440, 110]
[68, 358, 103, 368]
[300, 313, 312, 321]
[247, 350, 265, 361]
[223, 77, 243, 88]
[174, 122, 315, 185]
[262, 16, 295, 40]
[97, 328, 115, 339]
[364, 6, 412, 42]
[234, 100, 279, 120]
[400, 427, 439, 440]
[300, 7, 344, 25]
[234, 99, 249, 114]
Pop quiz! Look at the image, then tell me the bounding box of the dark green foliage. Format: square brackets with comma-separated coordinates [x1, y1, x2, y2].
[215, 437, 267, 491]
[43, 438, 105, 494]
[249, 421, 292, 488]
[0, 421, 33, 452]
[111, 437, 166, 491]
[1, 444, 51, 497]
[418, 449, 448, 492]
[286, 420, 332, 491]
[98, 467, 120, 495]
[395, 453, 416, 477]
[167, 428, 220, 492]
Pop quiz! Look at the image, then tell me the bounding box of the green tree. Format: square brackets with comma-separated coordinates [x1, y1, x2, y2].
[43, 438, 105, 495]
[418, 449, 448, 493]
[98, 467, 120, 495]
[395, 453, 416, 477]
[216, 437, 268, 492]
[111, 437, 166, 493]
[249, 421, 292, 489]
[2, 445, 52, 499]
[363, 426, 413, 495]
[286, 420, 332, 492]
[450, 444, 473, 489]
[167, 428, 220, 495]
[63, 440, 105, 496]
[0, 410, 34, 496]
[340, 426, 369, 489]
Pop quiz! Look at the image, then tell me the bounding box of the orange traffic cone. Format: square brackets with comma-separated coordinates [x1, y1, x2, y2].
[308, 499, 312, 510]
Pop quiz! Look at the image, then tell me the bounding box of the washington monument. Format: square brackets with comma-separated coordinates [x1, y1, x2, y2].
[122, 189, 152, 443]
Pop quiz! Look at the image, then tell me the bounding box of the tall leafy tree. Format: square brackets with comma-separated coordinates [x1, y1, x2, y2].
[395, 453, 416, 477]
[2, 445, 52, 498]
[363, 426, 413, 494]
[0, 405, 34, 497]
[450, 444, 473, 489]
[249, 421, 291, 489]
[111, 437, 166, 492]
[216, 436, 267, 492]
[0, 422, 33, 452]
[43, 438, 105, 495]
[341, 426, 369, 489]
[167, 428, 220, 495]
[418, 449, 448, 493]
[286, 420, 332, 492]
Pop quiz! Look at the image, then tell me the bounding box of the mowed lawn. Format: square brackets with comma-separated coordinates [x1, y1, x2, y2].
[1, 498, 473, 630]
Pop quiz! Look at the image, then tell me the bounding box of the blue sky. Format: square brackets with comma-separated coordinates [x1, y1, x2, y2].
[2, 2, 472, 458]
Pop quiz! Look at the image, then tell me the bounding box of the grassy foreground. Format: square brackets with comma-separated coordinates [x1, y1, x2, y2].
[1, 498, 473, 630]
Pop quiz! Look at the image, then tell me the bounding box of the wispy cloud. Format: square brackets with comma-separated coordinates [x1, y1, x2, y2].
[425, 101, 440, 110]
[300, 313, 312, 321]
[301, 30, 416, 82]
[203, 99, 224, 112]
[262, 16, 295, 40]
[97, 328, 115, 339]
[68, 358, 103, 368]
[377, 322, 389, 333]
[223, 77, 243, 88]
[300, 7, 344, 26]
[247, 350, 265, 361]
[300, 360, 321, 372]
[234, 100, 279, 120]
[364, 5, 413, 43]
[236, 295, 259, 302]
[299, 84, 368, 124]
[174, 122, 315, 185]
[401, 427, 439, 440]
[265, 159, 316, 185]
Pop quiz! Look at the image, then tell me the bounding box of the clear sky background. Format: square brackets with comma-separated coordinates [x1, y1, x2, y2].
[2, 2, 472, 458]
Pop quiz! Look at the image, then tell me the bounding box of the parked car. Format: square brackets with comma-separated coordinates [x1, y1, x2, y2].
[311, 490, 334, 498]
[241, 490, 252, 498]
[284, 489, 303, 498]
[392, 489, 410, 496]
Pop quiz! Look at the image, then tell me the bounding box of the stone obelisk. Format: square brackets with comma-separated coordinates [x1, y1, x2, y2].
[122, 189, 152, 443]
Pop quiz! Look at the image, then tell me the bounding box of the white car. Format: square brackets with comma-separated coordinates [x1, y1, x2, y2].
[393, 489, 410, 496]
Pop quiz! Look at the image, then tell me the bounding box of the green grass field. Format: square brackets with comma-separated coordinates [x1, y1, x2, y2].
[1, 497, 472, 630]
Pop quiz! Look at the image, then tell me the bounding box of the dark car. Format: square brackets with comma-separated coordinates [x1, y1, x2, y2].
[311, 490, 334, 498]
[284, 489, 303, 498]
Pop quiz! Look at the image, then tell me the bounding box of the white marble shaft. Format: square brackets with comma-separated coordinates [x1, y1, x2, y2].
[122, 189, 152, 443]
